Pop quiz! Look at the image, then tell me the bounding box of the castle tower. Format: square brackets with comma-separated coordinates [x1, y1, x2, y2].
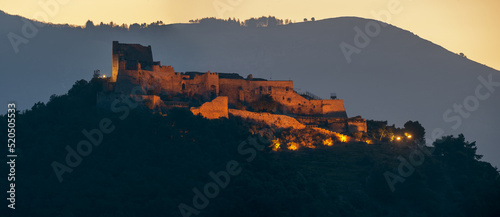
[112, 41, 120, 82]
[112, 41, 154, 82]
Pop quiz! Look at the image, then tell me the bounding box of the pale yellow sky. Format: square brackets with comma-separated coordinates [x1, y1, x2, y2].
[1, 0, 498, 70]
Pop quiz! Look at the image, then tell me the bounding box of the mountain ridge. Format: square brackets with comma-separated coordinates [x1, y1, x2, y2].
[1, 11, 499, 167]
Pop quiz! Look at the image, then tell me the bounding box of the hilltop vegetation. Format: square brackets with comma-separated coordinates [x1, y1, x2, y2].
[1, 78, 499, 217]
[82, 16, 296, 30]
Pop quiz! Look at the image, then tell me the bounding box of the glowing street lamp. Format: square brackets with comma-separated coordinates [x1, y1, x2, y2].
[404, 132, 412, 139]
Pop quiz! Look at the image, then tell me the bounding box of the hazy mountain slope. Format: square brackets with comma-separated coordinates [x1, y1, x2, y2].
[2, 80, 499, 216]
[0, 11, 499, 166]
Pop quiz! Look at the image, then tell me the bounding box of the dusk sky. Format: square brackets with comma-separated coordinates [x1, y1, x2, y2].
[1, 0, 499, 70]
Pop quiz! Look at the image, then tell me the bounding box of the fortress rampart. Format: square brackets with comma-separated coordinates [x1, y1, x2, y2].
[102, 41, 366, 133]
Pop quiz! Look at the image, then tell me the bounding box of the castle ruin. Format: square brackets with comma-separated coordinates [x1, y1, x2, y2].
[100, 41, 366, 133]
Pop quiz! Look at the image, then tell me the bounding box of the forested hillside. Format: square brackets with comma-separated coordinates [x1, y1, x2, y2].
[1, 79, 499, 217]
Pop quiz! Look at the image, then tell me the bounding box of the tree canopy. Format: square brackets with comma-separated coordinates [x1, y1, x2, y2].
[1, 78, 499, 217]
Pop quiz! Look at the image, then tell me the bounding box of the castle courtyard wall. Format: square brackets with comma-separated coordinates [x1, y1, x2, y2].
[190, 96, 229, 119]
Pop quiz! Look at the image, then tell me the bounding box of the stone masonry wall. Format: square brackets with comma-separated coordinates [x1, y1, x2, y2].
[228, 109, 306, 130]
[190, 96, 229, 119]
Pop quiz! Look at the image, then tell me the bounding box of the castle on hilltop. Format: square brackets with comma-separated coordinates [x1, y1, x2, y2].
[99, 41, 366, 133]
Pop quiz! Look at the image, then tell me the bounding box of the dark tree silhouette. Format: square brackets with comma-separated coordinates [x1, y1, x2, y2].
[249, 94, 279, 113]
[433, 134, 482, 162]
[92, 69, 100, 79]
[85, 20, 94, 29]
[403, 120, 425, 144]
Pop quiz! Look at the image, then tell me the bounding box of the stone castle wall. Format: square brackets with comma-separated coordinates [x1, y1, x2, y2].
[114, 61, 347, 118]
[107, 41, 365, 133]
[218, 79, 293, 104]
[228, 109, 306, 130]
[218, 79, 346, 117]
[347, 119, 367, 134]
[190, 96, 229, 119]
[190, 96, 307, 130]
